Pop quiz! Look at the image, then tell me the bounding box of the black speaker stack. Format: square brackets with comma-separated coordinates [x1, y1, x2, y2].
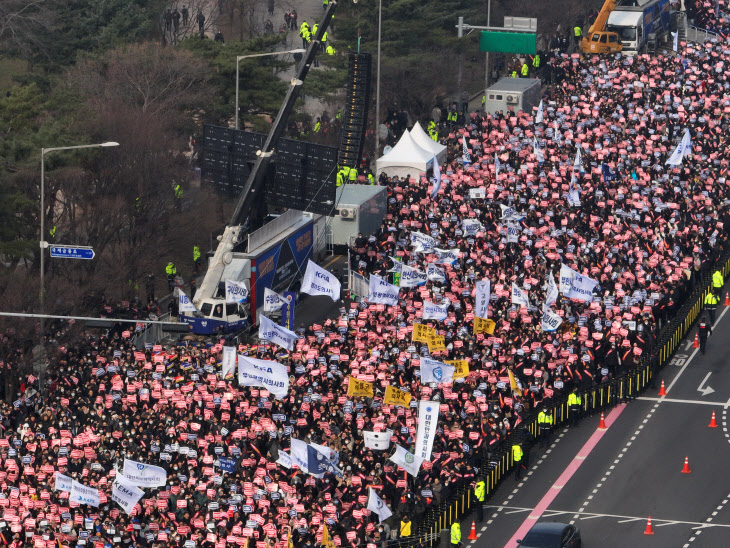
[338, 52, 372, 169]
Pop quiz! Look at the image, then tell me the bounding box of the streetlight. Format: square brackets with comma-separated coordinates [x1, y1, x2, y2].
[235, 49, 306, 130]
[39, 141, 119, 382]
[374, 0, 382, 160]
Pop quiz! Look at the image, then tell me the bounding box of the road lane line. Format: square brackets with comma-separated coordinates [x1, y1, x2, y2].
[665, 346, 700, 394]
[637, 396, 726, 406]
[504, 405, 626, 547]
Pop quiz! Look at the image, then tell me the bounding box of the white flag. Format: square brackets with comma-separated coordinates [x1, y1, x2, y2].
[431, 155, 442, 199]
[573, 146, 584, 173]
[500, 204, 525, 222]
[541, 305, 563, 332]
[422, 300, 448, 321]
[568, 171, 581, 207]
[535, 99, 544, 124]
[368, 274, 400, 305]
[462, 219, 483, 237]
[507, 221, 520, 243]
[474, 279, 490, 319]
[221, 346, 237, 379]
[559, 263, 599, 302]
[399, 263, 427, 288]
[263, 287, 290, 312]
[363, 430, 393, 451]
[511, 282, 530, 308]
[426, 263, 446, 283]
[224, 279, 249, 303]
[462, 138, 471, 165]
[111, 476, 144, 515]
[237, 355, 290, 399]
[301, 259, 341, 301]
[122, 458, 168, 488]
[553, 121, 561, 144]
[533, 137, 544, 163]
[410, 231, 437, 253]
[276, 451, 292, 469]
[434, 248, 460, 265]
[420, 357, 454, 385]
[389, 445, 423, 477]
[415, 400, 439, 461]
[289, 438, 322, 478]
[259, 314, 298, 351]
[367, 487, 393, 523]
[69, 480, 100, 507]
[665, 129, 691, 166]
[178, 290, 196, 313]
[388, 256, 403, 273]
[494, 153, 501, 179]
[54, 472, 73, 493]
[545, 272, 559, 307]
[671, 31, 678, 52]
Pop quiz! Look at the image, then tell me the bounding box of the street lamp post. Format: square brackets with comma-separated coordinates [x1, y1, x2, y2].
[39, 141, 119, 387]
[235, 49, 306, 130]
[374, 0, 382, 159]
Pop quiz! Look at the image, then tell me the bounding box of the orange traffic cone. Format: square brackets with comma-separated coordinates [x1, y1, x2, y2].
[681, 456, 691, 474]
[468, 521, 478, 540]
[693, 332, 699, 348]
[644, 516, 654, 535]
[709, 411, 718, 428]
[725, 292, 729, 306]
[598, 412, 607, 429]
[658, 380, 667, 397]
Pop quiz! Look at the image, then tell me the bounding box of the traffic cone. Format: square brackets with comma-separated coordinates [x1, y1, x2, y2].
[709, 411, 718, 428]
[658, 380, 667, 397]
[693, 332, 699, 348]
[598, 412, 607, 429]
[468, 521, 478, 540]
[681, 456, 691, 474]
[725, 292, 729, 306]
[644, 516, 654, 535]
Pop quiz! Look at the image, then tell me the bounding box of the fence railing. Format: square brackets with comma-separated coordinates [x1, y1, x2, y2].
[394, 248, 730, 547]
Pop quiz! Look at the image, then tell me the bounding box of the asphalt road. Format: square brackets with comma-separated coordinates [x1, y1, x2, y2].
[459, 301, 730, 548]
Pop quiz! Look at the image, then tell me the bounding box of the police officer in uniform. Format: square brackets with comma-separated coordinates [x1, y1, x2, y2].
[166, 261, 177, 291]
[537, 407, 553, 446]
[450, 521, 461, 547]
[705, 291, 719, 326]
[512, 441, 524, 480]
[698, 315, 712, 355]
[568, 388, 582, 427]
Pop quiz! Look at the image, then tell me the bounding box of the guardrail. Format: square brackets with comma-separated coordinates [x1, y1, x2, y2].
[398, 248, 730, 547]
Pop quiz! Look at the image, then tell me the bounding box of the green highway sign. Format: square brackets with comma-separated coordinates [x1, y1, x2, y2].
[479, 31, 536, 55]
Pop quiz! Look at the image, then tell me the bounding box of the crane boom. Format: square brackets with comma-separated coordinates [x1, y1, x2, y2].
[587, 0, 617, 36]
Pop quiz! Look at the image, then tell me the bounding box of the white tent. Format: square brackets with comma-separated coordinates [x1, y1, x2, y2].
[376, 131, 434, 179]
[410, 122, 447, 163]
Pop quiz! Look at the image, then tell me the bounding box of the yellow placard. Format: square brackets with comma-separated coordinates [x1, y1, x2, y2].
[412, 323, 436, 342]
[474, 317, 496, 335]
[426, 334, 447, 352]
[347, 376, 374, 398]
[445, 359, 470, 379]
[384, 385, 413, 407]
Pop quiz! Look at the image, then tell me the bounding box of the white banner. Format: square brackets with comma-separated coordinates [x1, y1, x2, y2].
[434, 248, 460, 265]
[276, 451, 292, 469]
[388, 256, 403, 273]
[399, 263, 427, 288]
[422, 300, 448, 321]
[541, 306, 563, 332]
[535, 99, 544, 124]
[389, 445, 423, 477]
[431, 154, 442, 199]
[363, 430, 393, 451]
[415, 400, 439, 461]
[533, 137, 544, 163]
[666, 129, 691, 166]
[111, 476, 144, 515]
[237, 356, 290, 400]
[553, 121, 561, 144]
[122, 458, 168, 488]
[69, 480, 100, 507]
[426, 263, 446, 283]
[568, 172, 581, 207]
[420, 357, 454, 385]
[178, 290, 196, 313]
[221, 346, 237, 379]
[500, 204, 525, 222]
[507, 222, 520, 243]
[574, 146, 584, 172]
[54, 472, 73, 493]
[367, 487, 393, 523]
[545, 272, 559, 307]
[259, 315, 298, 351]
[560, 263, 599, 302]
[368, 274, 400, 305]
[410, 231, 437, 253]
[301, 259, 341, 301]
[494, 153, 501, 178]
[224, 279, 249, 303]
[511, 283, 529, 308]
[263, 287, 290, 312]
[462, 219, 482, 237]
[474, 279, 490, 319]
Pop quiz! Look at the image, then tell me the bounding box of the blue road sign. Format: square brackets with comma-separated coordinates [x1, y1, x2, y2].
[49, 245, 95, 260]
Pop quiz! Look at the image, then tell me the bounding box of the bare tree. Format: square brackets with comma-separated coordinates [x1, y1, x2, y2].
[0, 0, 51, 60]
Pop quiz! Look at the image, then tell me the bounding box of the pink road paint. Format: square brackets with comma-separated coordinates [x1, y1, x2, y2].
[506, 404, 627, 547]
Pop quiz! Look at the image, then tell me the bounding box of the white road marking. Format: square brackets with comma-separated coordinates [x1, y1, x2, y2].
[697, 371, 715, 396]
[665, 347, 700, 394]
[637, 396, 726, 406]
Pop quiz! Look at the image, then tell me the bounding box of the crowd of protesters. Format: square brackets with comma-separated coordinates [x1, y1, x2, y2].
[686, 0, 730, 36]
[4, 26, 730, 548]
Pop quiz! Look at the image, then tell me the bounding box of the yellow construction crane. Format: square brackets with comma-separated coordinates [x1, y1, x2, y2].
[580, 0, 623, 54]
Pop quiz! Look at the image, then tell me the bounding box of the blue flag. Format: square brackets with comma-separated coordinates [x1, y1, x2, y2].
[431, 155, 442, 198]
[601, 163, 615, 183]
[462, 138, 471, 166]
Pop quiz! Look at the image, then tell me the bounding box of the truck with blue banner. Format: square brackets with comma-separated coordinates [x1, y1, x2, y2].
[606, 0, 674, 55]
[180, 210, 323, 335]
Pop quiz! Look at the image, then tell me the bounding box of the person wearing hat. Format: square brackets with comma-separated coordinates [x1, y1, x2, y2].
[473, 477, 486, 522]
[512, 440, 524, 481]
[698, 314, 712, 355]
[450, 520, 462, 547]
[537, 406, 553, 446]
[567, 387, 582, 427]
